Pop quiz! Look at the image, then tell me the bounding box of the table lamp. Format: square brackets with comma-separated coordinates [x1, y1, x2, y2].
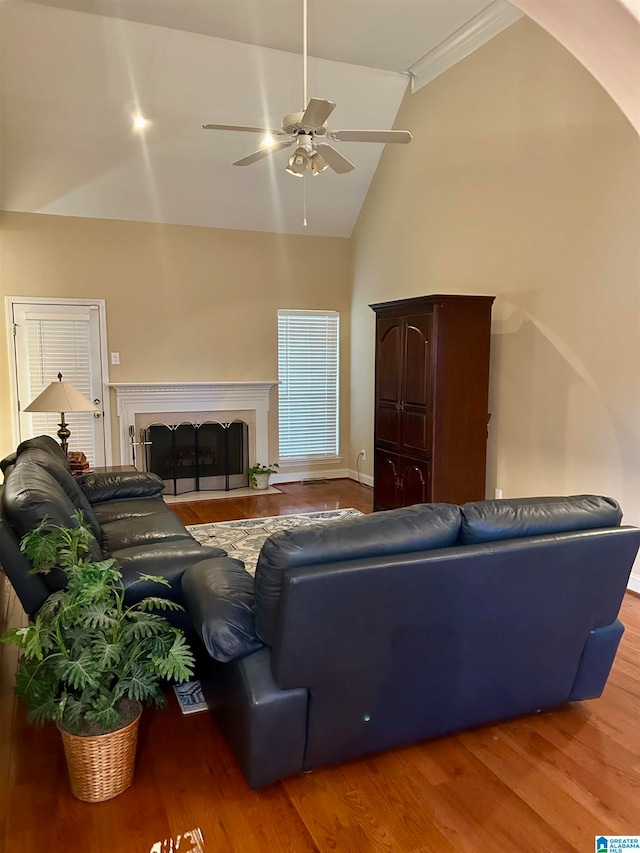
[24, 372, 98, 455]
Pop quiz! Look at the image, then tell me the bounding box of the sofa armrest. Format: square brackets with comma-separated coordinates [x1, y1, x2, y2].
[182, 557, 264, 662]
[568, 620, 625, 701]
[202, 647, 308, 789]
[78, 470, 165, 504]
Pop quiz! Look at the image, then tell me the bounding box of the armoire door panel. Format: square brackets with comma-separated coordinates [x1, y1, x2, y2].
[400, 313, 432, 457]
[402, 314, 432, 408]
[374, 451, 400, 511]
[401, 411, 430, 458]
[376, 321, 402, 404]
[376, 403, 401, 450]
[400, 459, 431, 506]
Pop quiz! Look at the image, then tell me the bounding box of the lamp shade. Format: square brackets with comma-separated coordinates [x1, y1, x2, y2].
[25, 375, 97, 413]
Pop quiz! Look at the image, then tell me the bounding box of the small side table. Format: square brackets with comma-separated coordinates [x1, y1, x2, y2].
[91, 465, 136, 473]
[72, 464, 136, 478]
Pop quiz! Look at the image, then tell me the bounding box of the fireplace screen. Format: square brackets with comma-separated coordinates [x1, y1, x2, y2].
[144, 421, 249, 495]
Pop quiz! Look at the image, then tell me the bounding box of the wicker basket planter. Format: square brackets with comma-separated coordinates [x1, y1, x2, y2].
[1, 516, 195, 808]
[58, 701, 142, 803]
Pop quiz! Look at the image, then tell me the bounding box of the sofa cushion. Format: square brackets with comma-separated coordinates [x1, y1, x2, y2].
[113, 539, 226, 605]
[254, 502, 462, 645]
[16, 447, 102, 540]
[182, 558, 264, 662]
[91, 496, 170, 526]
[458, 495, 622, 545]
[17, 434, 70, 467]
[100, 503, 200, 552]
[0, 506, 51, 616]
[2, 460, 102, 590]
[78, 470, 165, 504]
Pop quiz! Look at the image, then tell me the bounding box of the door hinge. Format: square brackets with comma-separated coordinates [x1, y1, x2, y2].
[13, 323, 17, 338]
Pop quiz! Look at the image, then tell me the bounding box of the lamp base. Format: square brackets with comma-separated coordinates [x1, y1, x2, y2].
[57, 413, 70, 456]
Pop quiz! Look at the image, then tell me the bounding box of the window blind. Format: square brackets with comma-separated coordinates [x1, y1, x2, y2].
[25, 318, 97, 466]
[278, 310, 339, 460]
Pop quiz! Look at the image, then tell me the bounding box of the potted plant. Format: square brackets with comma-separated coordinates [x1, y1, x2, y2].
[247, 461, 279, 490]
[0, 511, 195, 802]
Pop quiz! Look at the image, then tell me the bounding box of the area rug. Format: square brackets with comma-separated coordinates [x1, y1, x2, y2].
[187, 508, 363, 576]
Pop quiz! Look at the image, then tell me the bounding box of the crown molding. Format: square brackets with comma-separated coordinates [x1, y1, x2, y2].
[408, 0, 523, 93]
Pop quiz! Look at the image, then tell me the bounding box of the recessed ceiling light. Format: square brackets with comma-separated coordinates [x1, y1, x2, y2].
[133, 115, 147, 130]
[261, 133, 275, 148]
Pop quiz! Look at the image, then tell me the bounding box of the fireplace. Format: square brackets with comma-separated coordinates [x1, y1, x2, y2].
[145, 420, 249, 495]
[110, 382, 277, 486]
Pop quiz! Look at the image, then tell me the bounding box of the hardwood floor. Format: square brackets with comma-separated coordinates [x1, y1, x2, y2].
[168, 478, 374, 525]
[1, 479, 639, 853]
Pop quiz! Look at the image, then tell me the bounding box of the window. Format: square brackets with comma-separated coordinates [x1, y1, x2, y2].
[277, 309, 339, 461]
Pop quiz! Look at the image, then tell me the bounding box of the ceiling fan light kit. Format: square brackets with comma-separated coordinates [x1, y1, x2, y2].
[286, 148, 309, 177]
[201, 0, 412, 181]
[285, 141, 330, 177]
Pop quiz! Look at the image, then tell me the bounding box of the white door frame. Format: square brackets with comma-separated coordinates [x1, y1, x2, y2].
[5, 296, 113, 465]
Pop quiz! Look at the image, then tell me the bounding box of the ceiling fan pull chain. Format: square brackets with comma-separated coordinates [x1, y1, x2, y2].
[303, 173, 308, 228]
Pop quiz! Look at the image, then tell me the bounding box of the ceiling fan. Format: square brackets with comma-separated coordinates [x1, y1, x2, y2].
[201, 0, 412, 178]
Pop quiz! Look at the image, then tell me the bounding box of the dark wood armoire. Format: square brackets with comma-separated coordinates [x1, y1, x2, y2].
[370, 294, 495, 511]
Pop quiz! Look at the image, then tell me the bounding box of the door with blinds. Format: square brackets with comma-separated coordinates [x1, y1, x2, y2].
[10, 300, 108, 467]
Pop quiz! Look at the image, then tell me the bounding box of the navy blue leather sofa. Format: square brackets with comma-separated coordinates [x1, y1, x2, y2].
[182, 495, 640, 789]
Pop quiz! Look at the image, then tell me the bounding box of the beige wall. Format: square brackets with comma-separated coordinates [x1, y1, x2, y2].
[508, 0, 640, 133]
[351, 18, 640, 556]
[0, 213, 351, 468]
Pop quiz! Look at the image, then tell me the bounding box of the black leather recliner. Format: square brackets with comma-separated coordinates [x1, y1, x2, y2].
[0, 435, 225, 629]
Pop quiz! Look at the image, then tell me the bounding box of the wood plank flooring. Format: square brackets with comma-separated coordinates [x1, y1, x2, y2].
[1, 479, 639, 853]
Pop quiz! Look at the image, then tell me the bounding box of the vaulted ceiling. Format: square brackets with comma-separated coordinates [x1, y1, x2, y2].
[1, 0, 520, 236]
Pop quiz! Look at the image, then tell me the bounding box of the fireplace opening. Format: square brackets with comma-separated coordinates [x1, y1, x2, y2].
[144, 421, 249, 495]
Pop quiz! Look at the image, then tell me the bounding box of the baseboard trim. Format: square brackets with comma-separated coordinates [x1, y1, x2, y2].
[627, 572, 640, 594]
[347, 468, 374, 488]
[272, 468, 351, 485]
[272, 468, 374, 488]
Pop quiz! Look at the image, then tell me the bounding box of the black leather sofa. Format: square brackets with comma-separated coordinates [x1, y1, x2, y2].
[0, 435, 225, 630]
[181, 495, 640, 789]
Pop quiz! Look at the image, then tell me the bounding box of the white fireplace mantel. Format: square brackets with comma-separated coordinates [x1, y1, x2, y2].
[110, 381, 277, 467]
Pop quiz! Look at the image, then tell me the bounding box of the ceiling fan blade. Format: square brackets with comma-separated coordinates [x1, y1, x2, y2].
[301, 98, 336, 129]
[202, 123, 285, 135]
[233, 139, 294, 167]
[329, 129, 413, 144]
[316, 143, 355, 174]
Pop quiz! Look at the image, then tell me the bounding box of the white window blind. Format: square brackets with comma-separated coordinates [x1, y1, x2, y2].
[25, 318, 97, 466]
[278, 310, 339, 460]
